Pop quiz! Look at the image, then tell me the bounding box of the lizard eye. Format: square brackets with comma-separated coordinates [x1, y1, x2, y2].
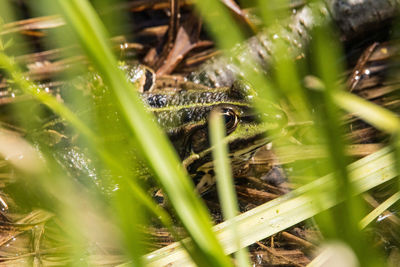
[220, 108, 238, 134]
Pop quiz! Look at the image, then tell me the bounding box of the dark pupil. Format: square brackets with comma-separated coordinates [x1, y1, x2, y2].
[223, 113, 233, 125]
[221, 109, 237, 132]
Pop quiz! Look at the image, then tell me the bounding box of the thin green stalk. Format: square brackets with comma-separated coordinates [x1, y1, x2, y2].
[209, 110, 251, 267]
[311, 22, 380, 266]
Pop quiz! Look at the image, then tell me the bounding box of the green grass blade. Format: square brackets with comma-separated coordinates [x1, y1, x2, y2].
[334, 91, 400, 134]
[311, 21, 376, 265]
[54, 1, 232, 266]
[209, 110, 251, 267]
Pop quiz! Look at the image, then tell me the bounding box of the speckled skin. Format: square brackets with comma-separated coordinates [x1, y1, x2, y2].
[142, 83, 263, 162]
[142, 87, 250, 130]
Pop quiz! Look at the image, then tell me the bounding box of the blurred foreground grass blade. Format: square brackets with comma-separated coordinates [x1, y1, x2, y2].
[312, 23, 375, 266]
[54, 1, 232, 266]
[257, 0, 312, 123]
[333, 91, 400, 134]
[307, 242, 359, 267]
[209, 110, 250, 267]
[144, 146, 396, 266]
[196, 0, 244, 51]
[195, 0, 279, 102]
[0, 54, 93, 139]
